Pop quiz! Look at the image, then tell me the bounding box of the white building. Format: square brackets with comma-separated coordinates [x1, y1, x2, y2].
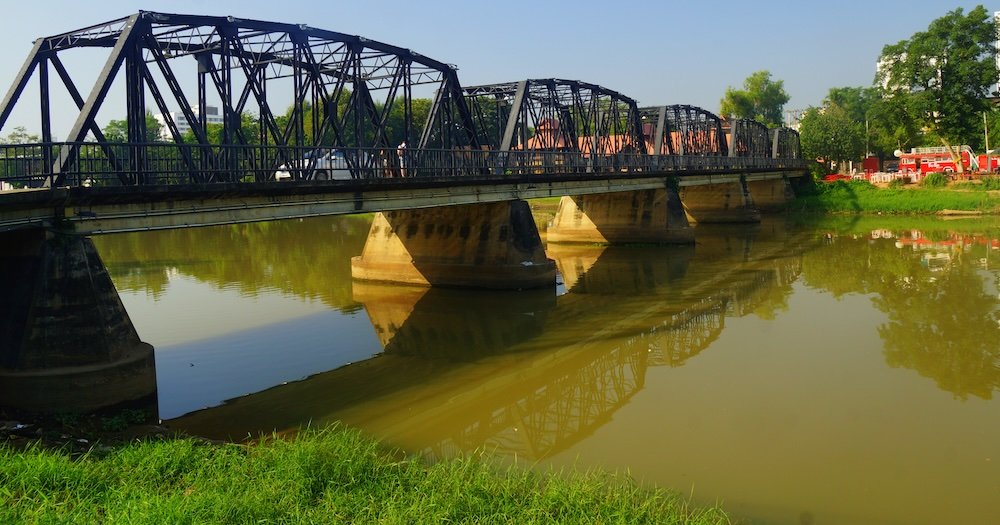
[995, 10, 1000, 95]
[153, 105, 225, 140]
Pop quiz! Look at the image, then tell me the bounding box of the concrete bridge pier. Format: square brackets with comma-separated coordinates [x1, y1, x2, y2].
[351, 200, 556, 289]
[746, 176, 796, 212]
[545, 189, 694, 244]
[0, 229, 156, 414]
[680, 176, 761, 223]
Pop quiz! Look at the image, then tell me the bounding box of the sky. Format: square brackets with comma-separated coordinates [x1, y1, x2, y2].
[0, 0, 992, 138]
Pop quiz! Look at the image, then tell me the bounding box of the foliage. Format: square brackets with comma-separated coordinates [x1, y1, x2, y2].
[0, 126, 41, 144]
[0, 426, 731, 524]
[920, 172, 949, 187]
[272, 91, 432, 147]
[866, 90, 922, 156]
[180, 112, 261, 145]
[790, 179, 1000, 214]
[94, 215, 372, 311]
[982, 176, 1000, 190]
[799, 219, 1000, 399]
[799, 105, 865, 171]
[876, 6, 998, 155]
[719, 70, 789, 128]
[102, 112, 163, 143]
[954, 175, 1000, 191]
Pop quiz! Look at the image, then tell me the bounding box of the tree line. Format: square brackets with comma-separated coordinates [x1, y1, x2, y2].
[799, 5, 998, 175]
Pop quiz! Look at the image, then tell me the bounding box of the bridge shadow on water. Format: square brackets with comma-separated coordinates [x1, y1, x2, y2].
[167, 218, 812, 461]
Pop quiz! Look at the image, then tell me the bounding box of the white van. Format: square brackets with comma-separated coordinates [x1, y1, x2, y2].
[275, 149, 352, 181]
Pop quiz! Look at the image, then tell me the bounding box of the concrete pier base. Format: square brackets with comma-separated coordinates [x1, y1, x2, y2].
[351, 200, 555, 289]
[545, 189, 694, 244]
[746, 177, 795, 212]
[0, 229, 156, 413]
[680, 178, 761, 223]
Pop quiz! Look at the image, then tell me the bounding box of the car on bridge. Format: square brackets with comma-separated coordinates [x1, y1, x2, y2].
[274, 149, 352, 181]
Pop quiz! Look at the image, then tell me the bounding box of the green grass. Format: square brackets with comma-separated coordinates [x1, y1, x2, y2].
[790, 179, 1000, 214]
[0, 426, 732, 524]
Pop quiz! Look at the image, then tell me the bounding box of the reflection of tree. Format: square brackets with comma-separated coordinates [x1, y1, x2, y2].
[876, 265, 1000, 400]
[93, 216, 372, 312]
[802, 232, 1000, 400]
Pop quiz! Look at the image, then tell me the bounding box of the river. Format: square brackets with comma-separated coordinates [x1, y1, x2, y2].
[92, 211, 1000, 525]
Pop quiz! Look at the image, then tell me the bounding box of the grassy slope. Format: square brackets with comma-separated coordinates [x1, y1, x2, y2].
[0, 426, 732, 525]
[789, 180, 1000, 214]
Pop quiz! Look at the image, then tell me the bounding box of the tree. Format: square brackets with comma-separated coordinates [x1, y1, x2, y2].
[102, 111, 163, 143]
[181, 112, 260, 145]
[0, 126, 40, 144]
[800, 86, 913, 169]
[799, 105, 864, 175]
[876, 5, 998, 173]
[719, 70, 790, 128]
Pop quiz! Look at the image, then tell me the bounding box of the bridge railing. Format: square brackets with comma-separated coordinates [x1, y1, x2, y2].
[0, 142, 806, 189]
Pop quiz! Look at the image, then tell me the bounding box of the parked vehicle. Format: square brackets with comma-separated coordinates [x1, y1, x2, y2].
[897, 146, 974, 174]
[274, 149, 351, 181]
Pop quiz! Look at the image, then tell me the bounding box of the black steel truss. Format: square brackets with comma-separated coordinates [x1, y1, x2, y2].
[0, 11, 479, 185]
[640, 105, 728, 156]
[0, 12, 805, 188]
[463, 79, 645, 156]
[770, 127, 801, 159]
[728, 118, 771, 158]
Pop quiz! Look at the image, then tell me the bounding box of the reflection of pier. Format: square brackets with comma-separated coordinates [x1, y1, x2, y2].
[170, 221, 814, 460]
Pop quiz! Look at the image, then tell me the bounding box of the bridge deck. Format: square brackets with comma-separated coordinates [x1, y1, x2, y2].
[0, 146, 804, 234]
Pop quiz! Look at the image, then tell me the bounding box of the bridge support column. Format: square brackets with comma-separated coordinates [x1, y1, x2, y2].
[0, 229, 156, 414]
[351, 200, 555, 289]
[545, 189, 694, 244]
[746, 177, 795, 212]
[680, 177, 761, 223]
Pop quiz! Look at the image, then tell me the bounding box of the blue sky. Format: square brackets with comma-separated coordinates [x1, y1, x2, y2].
[0, 0, 992, 137]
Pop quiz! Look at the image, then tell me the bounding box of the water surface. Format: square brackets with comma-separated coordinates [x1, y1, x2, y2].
[94, 214, 1000, 525]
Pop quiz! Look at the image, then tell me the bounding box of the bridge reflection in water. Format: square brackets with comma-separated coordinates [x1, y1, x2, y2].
[170, 218, 810, 462]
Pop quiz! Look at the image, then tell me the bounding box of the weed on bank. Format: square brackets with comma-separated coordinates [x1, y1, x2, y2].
[0, 426, 732, 524]
[790, 179, 1000, 214]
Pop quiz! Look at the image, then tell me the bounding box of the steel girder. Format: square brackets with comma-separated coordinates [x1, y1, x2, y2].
[0, 11, 479, 185]
[463, 79, 645, 156]
[639, 105, 728, 156]
[769, 127, 801, 159]
[728, 118, 770, 158]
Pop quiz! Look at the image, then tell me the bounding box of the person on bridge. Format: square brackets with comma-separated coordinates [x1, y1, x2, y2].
[397, 140, 408, 178]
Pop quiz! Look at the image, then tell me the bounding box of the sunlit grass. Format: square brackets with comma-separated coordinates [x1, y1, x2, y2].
[0, 426, 732, 524]
[790, 180, 1000, 214]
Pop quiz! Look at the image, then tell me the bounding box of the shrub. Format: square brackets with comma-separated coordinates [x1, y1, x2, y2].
[887, 178, 908, 188]
[920, 172, 949, 188]
[981, 176, 1000, 190]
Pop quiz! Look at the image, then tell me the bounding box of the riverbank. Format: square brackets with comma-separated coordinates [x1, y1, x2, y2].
[789, 179, 1000, 214]
[0, 421, 732, 524]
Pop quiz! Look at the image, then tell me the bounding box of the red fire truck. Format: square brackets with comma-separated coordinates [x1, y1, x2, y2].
[897, 146, 1000, 174]
[897, 146, 972, 174]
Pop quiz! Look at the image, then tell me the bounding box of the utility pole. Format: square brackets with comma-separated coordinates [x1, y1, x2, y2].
[985, 111, 992, 174]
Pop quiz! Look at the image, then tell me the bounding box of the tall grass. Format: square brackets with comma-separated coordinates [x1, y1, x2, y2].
[790, 180, 1000, 214]
[0, 426, 732, 524]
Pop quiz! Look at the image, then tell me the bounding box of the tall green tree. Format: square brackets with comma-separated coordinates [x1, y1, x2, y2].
[719, 70, 790, 128]
[803, 86, 916, 165]
[103, 112, 163, 143]
[799, 105, 864, 175]
[876, 5, 998, 172]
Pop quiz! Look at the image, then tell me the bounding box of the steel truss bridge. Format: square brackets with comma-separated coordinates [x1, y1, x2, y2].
[0, 11, 804, 197]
